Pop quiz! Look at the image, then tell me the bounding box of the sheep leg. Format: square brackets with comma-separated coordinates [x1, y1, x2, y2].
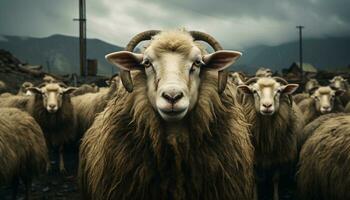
[59, 145, 67, 175]
[11, 177, 19, 200]
[272, 170, 280, 200]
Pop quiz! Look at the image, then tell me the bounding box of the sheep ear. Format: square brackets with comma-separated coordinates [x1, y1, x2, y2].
[237, 85, 253, 94]
[105, 51, 144, 71]
[281, 84, 299, 94]
[203, 50, 242, 71]
[27, 87, 42, 95]
[105, 80, 111, 86]
[63, 87, 77, 94]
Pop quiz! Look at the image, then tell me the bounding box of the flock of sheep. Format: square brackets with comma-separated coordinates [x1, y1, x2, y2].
[0, 29, 349, 200]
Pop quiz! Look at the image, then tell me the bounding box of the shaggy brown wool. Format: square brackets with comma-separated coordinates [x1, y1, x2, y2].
[243, 96, 302, 169]
[297, 114, 350, 200]
[71, 84, 99, 96]
[27, 92, 76, 147]
[72, 82, 118, 138]
[79, 71, 254, 200]
[0, 108, 48, 198]
[297, 112, 346, 151]
[293, 93, 309, 105]
[298, 97, 344, 124]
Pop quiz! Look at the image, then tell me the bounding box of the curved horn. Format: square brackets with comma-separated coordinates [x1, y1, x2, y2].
[273, 77, 289, 85]
[244, 77, 259, 85]
[120, 30, 161, 92]
[189, 31, 228, 94]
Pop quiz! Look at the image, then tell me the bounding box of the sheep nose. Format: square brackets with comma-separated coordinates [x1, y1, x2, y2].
[48, 104, 56, 109]
[323, 106, 330, 110]
[162, 91, 183, 104]
[263, 103, 272, 108]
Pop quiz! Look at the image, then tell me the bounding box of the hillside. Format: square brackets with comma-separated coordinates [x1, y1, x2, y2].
[0, 34, 123, 75]
[1, 34, 350, 75]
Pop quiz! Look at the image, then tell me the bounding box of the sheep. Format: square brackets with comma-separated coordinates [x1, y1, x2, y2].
[228, 71, 246, 86]
[293, 78, 319, 105]
[72, 75, 119, 138]
[79, 30, 254, 200]
[0, 107, 48, 200]
[297, 114, 350, 200]
[0, 82, 77, 174]
[71, 83, 99, 96]
[329, 75, 350, 106]
[17, 81, 34, 96]
[297, 113, 346, 151]
[298, 86, 344, 124]
[238, 76, 303, 200]
[43, 75, 57, 83]
[255, 67, 272, 77]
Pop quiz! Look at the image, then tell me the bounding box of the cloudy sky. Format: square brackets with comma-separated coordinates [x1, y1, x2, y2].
[0, 0, 349, 49]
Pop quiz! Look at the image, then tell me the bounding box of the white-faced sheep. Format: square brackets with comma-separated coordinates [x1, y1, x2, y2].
[297, 114, 350, 200]
[72, 75, 119, 138]
[0, 83, 76, 174]
[329, 75, 350, 106]
[293, 78, 319, 105]
[0, 107, 48, 200]
[238, 76, 303, 200]
[17, 81, 34, 96]
[79, 30, 254, 200]
[298, 86, 344, 124]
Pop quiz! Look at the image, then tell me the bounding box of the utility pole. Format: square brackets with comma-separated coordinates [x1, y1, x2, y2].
[296, 25, 304, 81]
[74, 0, 87, 77]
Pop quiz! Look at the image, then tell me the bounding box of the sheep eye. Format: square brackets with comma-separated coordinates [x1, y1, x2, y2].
[142, 59, 152, 68]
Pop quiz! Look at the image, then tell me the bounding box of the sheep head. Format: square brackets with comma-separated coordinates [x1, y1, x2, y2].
[310, 86, 344, 114]
[28, 83, 76, 113]
[238, 77, 298, 116]
[329, 76, 348, 91]
[106, 30, 241, 121]
[305, 79, 319, 93]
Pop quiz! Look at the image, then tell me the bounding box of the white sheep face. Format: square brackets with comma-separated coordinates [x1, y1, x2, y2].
[143, 47, 203, 121]
[239, 78, 298, 116]
[311, 86, 343, 114]
[106, 31, 242, 122]
[28, 83, 76, 113]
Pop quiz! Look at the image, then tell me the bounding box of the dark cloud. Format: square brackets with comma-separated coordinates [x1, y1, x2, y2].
[0, 0, 349, 49]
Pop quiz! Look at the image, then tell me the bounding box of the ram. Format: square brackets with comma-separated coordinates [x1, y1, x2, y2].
[297, 114, 350, 200]
[238, 76, 303, 200]
[79, 30, 254, 200]
[0, 107, 48, 200]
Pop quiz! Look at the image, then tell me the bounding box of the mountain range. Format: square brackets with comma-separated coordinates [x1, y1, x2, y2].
[0, 34, 349, 75]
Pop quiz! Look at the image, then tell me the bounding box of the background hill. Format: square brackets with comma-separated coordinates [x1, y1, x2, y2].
[0, 34, 123, 75]
[1, 34, 349, 75]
